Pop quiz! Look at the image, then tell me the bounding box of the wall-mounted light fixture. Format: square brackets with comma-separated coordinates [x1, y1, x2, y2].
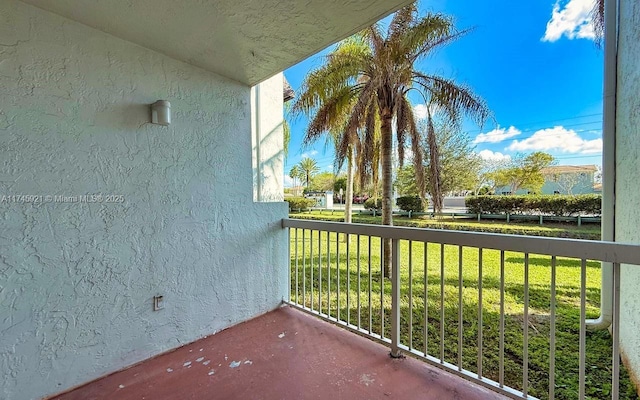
[151, 100, 171, 126]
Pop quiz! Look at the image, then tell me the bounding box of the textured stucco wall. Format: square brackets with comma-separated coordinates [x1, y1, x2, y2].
[251, 75, 285, 202]
[0, 1, 287, 399]
[616, 0, 640, 391]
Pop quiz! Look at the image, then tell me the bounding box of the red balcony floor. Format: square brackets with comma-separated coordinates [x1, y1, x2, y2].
[51, 306, 507, 400]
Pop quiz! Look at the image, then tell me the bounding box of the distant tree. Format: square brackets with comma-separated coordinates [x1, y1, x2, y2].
[395, 165, 419, 197]
[333, 176, 347, 193]
[310, 171, 336, 192]
[395, 122, 482, 206]
[594, 165, 602, 184]
[298, 158, 319, 188]
[552, 173, 581, 196]
[288, 165, 304, 195]
[494, 152, 555, 194]
[474, 157, 511, 195]
[423, 122, 481, 204]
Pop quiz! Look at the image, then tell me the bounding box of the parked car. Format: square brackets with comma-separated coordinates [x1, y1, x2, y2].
[353, 194, 369, 204]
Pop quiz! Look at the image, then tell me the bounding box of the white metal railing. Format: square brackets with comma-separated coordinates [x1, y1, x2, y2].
[282, 218, 640, 400]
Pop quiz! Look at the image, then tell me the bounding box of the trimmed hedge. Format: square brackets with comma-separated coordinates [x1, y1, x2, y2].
[465, 194, 601, 216]
[364, 198, 382, 211]
[396, 196, 425, 212]
[285, 196, 316, 211]
[289, 212, 600, 240]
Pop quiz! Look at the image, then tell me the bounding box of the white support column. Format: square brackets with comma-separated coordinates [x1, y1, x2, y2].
[587, 0, 617, 331]
[251, 73, 285, 203]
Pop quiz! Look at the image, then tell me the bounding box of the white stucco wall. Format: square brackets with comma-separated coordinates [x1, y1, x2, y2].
[616, 0, 640, 391]
[0, 1, 288, 399]
[252, 75, 285, 202]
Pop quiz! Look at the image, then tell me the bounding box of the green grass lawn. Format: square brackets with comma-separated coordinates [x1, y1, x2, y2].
[288, 230, 638, 400]
[289, 210, 601, 240]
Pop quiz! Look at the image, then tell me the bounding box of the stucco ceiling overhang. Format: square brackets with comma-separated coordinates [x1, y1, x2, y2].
[20, 0, 413, 86]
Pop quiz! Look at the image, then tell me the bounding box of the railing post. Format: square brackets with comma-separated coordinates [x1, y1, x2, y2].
[390, 237, 402, 358]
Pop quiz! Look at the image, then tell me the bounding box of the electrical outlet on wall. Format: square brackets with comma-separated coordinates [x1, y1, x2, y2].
[153, 295, 164, 311]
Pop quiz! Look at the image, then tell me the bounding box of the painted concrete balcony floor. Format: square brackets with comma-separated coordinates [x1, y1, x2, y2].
[51, 306, 507, 400]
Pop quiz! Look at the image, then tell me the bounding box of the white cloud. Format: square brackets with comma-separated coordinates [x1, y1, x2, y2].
[507, 126, 602, 154]
[413, 104, 428, 119]
[284, 174, 294, 188]
[542, 0, 595, 42]
[301, 150, 318, 159]
[478, 150, 512, 162]
[413, 103, 446, 120]
[474, 126, 521, 144]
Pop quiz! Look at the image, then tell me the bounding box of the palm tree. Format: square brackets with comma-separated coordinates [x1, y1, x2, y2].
[289, 165, 303, 195]
[591, 0, 604, 46]
[294, 5, 490, 277]
[328, 109, 380, 228]
[298, 157, 319, 188]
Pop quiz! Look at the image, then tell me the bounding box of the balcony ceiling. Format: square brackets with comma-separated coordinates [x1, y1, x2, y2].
[20, 0, 412, 86]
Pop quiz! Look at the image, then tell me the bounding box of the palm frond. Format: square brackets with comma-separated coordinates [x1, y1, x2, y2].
[293, 40, 370, 116]
[357, 98, 379, 187]
[412, 28, 472, 64]
[395, 94, 409, 167]
[400, 97, 426, 199]
[304, 85, 358, 146]
[398, 13, 455, 58]
[283, 101, 293, 157]
[388, 4, 418, 43]
[335, 83, 375, 170]
[590, 0, 605, 47]
[362, 25, 385, 56]
[412, 72, 491, 126]
[283, 119, 290, 156]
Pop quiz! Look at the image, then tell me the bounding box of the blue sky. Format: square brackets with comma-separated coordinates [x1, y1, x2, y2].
[284, 0, 603, 182]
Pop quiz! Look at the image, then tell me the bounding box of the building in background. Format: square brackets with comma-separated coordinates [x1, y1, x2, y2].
[541, 165, 599, 195]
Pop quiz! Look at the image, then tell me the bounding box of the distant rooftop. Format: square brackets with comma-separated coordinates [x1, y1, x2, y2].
[541, 165, 598, 174]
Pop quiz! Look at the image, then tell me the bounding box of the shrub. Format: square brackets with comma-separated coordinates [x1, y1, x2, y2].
[285, 196, 316, 211]
[396, 196, 425, 212]
[567, 194, 601, 215]
[537, 196, 570, 216]
[363, 198, 382, 211]
[465, 194, 601, 216]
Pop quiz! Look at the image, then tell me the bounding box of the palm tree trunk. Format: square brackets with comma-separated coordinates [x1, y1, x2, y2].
[341, 149, 355, 243]
[345, 149, 354, 225]
[380, 113, 393, 278]
[427, 111, 443, 213]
